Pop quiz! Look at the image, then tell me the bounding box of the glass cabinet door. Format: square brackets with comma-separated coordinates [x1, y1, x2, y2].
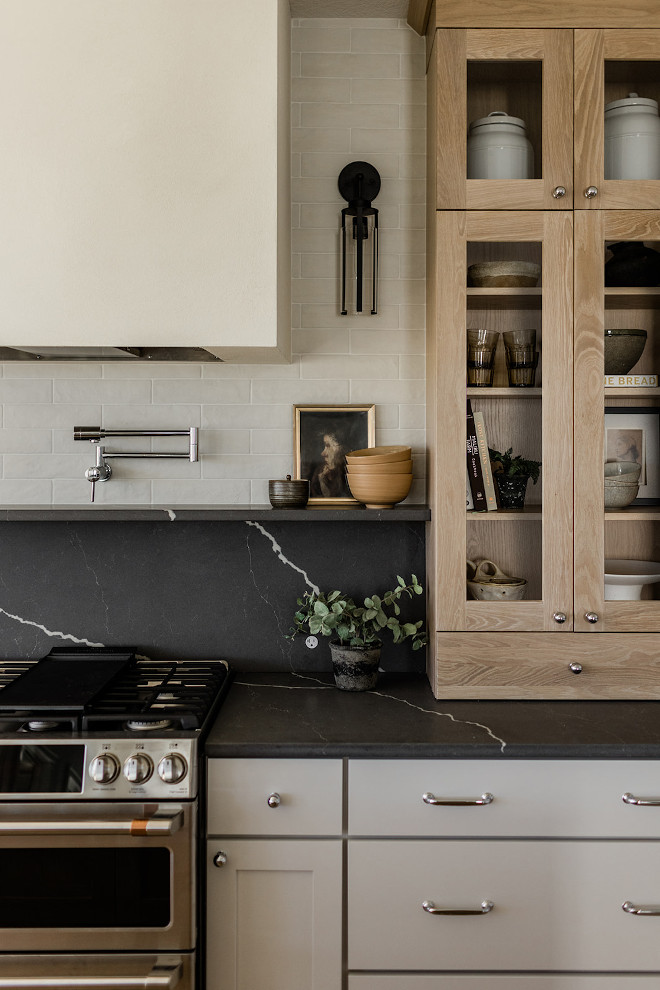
[432, 29, 573, 210]
[575, 30, 660, 210]
[432, 211, 574, 633]
[574, 211, 660, 633]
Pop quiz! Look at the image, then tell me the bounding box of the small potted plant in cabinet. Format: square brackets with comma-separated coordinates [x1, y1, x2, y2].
[489, 446, 541, 510]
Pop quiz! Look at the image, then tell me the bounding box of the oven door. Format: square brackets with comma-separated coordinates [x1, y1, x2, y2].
[0, 953, 192, 989]
[0, 802, 195, 952]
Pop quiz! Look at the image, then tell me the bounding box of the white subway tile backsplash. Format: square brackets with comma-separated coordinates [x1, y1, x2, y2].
[301, 53, 402, 78]
[151, 380, 251, 404]
[0, 429, 52, 454]
[53, 380, 151, 405]
[301, 102, 399, 129]
[0, 480, 53, 503]
[0, 16, 426, 505]
[301, 354, 399, 380]
[292, 26, 351, 52]
[0, 380, 53, 403]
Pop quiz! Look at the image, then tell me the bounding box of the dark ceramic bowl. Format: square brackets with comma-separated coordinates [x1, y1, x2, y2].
[268, 476, 309, 508]
[604, 329, 647, 375]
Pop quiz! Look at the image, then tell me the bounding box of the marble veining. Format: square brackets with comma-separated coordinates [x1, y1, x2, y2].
[0, 606, 105, 649]
[246, 520, 320, 594]
[234, 676, 508, 751]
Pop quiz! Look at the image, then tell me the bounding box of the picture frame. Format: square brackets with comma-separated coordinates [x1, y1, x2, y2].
[294, 404, 376, 506]
[604, 406, 660, 505]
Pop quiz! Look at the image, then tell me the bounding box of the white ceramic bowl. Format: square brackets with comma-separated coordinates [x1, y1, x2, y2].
[604, 481, 639, 508]
[604, 559, 660, 600]
[604, 460, 642, 484]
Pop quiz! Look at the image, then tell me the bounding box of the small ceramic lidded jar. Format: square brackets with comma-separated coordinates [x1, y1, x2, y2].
[604, 93, 660, 180]
[467, 111, 534, 179]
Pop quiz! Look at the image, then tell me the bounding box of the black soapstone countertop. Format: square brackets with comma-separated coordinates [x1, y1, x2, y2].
[204, 672, 660, 759]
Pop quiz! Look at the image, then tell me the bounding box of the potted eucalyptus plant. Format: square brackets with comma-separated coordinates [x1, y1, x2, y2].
[289, 575, 427, 691]
[488, 446, 541, 509]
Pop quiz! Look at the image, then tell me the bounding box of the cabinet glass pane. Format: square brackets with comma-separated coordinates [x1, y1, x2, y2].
[603, 237, 660, 605]
[467, 62, 542, 180]
[604, 61, 660, 182]
[466, 240, 542, 604]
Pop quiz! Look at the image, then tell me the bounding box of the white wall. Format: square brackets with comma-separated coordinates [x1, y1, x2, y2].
[0, 17, 425, 505]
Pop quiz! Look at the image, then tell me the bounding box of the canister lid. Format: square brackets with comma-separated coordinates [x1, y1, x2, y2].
[605, 92, 659, 114]
[468, 110, 528, 132]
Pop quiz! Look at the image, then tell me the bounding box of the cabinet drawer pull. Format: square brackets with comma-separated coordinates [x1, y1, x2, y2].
[267, 792, 281, 808]
[622, 792, 660, 806]
[423, 899, 494, 916]
[422, 792, 493, 806]
[623, 901, 660, 916]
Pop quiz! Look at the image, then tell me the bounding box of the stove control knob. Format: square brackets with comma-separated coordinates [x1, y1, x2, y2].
[157, 753, 188, 785]
[124, 753, 154, 784]
[89, 753, 120, 784]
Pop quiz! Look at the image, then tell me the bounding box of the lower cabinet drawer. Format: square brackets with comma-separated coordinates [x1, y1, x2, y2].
[349, 979, 660, 988]
[348, 840, 660, 971]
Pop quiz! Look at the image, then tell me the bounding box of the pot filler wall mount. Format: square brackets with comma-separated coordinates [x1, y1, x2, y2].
[74, 426, 199, 501]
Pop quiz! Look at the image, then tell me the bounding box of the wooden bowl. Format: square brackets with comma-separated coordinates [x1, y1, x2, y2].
[347, 473, 412, 508]
[467, 261, 541, 288]
[347, 459, 413, 476]
[346, 445, 412, 464]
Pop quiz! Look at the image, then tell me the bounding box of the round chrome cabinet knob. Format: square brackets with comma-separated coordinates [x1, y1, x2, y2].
[89, 753, 120, 784]
[157, 753, 188, 785]
[552, 185, 567, 199]
[123, 753, 154, 784]
[553, 611, 567, 624]
[267, 792, 281, 808]
[585, 611, 599, 624]
[569, 662, 583, 674]
[584, 185, 599, 199]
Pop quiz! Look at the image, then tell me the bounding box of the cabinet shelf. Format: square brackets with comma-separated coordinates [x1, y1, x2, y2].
[605, 505, 660, 521]
[468, 387, 541, 398]
[468, 506, 542, 520]
[467, 287, 542, 311]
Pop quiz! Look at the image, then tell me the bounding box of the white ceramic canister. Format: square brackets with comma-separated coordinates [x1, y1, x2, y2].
[467, 111, 534, 179]
[604, 93, 660, 180]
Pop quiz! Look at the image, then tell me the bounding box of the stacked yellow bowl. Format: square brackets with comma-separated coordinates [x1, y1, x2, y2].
[345, 446, 413, 508]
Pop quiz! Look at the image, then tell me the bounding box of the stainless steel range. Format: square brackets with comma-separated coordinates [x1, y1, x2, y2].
[0, 647, 232, 990]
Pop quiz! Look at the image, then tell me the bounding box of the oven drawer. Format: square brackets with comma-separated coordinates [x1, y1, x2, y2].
[0, 802, 195, 953]
[348, 760, 660, 836]
[348, 839, 660, 971]
[0, 953, 192, 988]
[207, 759, 343, 835]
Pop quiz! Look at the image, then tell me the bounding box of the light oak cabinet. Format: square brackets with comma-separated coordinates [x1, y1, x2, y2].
[422, 6, 660, 697]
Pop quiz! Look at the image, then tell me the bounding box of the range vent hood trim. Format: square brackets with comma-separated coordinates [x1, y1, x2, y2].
[0, 346, 223, 362]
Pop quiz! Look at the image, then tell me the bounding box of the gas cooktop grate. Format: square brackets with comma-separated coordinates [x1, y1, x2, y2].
[0, 657, 232, 733]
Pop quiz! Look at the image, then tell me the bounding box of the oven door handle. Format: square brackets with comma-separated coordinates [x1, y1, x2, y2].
[0, 959, 181, 987]
[0, 810, 183, 837]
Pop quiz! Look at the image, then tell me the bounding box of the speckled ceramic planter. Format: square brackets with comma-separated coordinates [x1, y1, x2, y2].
[495, 474, 530, 509]
[328, 641, 381, 691]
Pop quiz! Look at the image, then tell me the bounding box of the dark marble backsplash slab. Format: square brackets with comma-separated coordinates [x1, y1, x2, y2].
[0, 521, 426, 674]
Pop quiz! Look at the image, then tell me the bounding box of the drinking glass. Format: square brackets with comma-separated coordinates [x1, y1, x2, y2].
[503, 328, 538, 387]
[467, 328, 499, 386]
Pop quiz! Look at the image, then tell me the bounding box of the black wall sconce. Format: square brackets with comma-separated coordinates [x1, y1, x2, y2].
[338, 161, 380, 316]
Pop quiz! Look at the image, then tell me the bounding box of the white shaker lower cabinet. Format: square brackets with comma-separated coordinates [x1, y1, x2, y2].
[206, 757, 660, 988]
[206, 839, 342, 990]
[205, 758, 343, 990]
[347, 759, 660, 985]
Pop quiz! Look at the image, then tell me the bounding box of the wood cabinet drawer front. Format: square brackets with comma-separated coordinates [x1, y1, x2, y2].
[348, 840, 660, 971]
[349, 978, 660, 989]
[207, 759, 343, 835]
[348, 760, 660, 836]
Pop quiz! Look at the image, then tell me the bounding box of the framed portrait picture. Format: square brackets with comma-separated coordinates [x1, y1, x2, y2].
[604, 406, 660, 505]
[294, 404, 376, 505]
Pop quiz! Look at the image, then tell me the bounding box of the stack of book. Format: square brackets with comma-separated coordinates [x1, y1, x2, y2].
[466, 398, 497, 511]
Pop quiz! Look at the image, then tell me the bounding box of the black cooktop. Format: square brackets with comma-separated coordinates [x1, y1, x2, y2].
[0, 647, 232, 733]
